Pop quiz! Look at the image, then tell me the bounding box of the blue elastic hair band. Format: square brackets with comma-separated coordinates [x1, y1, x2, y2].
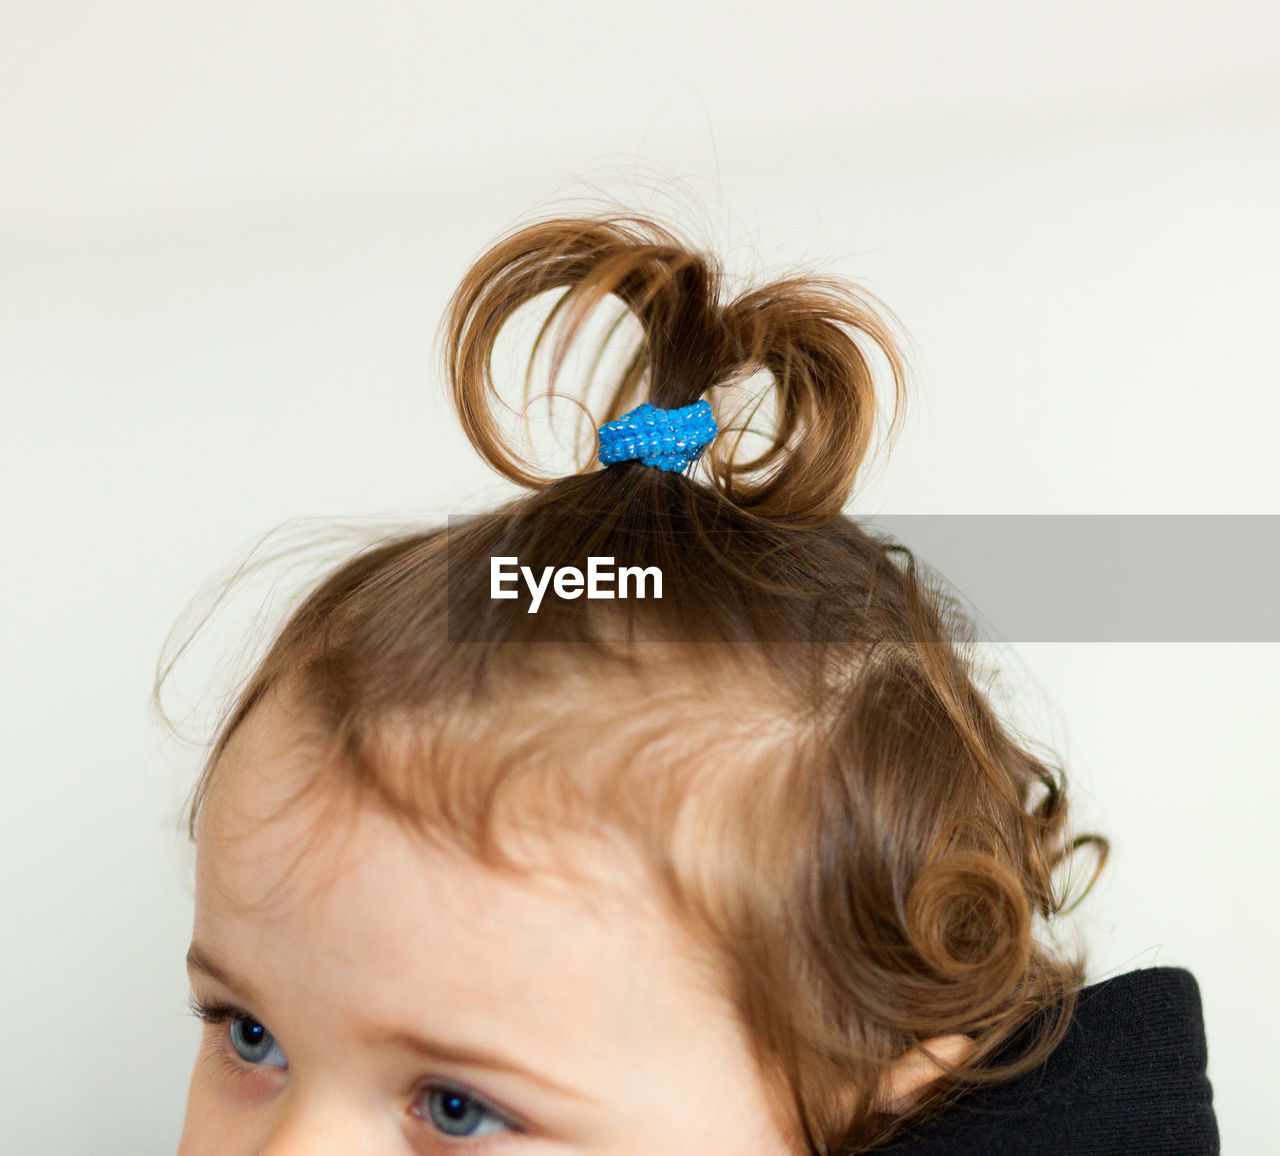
[596, 399, 718, 473]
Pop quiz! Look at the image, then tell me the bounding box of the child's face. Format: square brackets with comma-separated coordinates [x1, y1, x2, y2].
[179, 690, 801, 1155]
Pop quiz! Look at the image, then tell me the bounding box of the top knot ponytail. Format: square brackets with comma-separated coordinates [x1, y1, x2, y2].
[440, 211, 910, 525]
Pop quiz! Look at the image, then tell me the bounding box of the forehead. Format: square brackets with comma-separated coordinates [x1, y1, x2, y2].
[192, 685, 725, 1066]
[199, 681, 654, 912]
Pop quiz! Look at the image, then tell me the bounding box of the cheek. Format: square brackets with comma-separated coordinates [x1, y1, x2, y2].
[177, 1034, 282, 1156]
[177, 1064, 226, 1156]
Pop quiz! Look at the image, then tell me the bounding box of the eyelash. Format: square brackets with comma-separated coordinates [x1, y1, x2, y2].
[187, 996, 523, 1147]
[188, 996, 282, 1089]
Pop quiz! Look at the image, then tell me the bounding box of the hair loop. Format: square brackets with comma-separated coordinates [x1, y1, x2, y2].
[440, 211, 910, 526]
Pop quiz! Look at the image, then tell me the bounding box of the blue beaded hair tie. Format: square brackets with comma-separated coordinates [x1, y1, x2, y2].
[596, 399, 718, 473]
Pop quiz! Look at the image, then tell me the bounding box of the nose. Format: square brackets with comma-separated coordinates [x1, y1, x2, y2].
[256, 1091, 387, 1156]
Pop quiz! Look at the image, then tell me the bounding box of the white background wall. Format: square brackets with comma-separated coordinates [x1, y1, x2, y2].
[2, 2, 1277, 1151]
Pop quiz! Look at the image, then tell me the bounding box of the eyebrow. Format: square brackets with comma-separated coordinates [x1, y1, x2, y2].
[369, 1024, 599, 1104]
[184, 942, 598, 1105]
[187, 942, 262, 1004]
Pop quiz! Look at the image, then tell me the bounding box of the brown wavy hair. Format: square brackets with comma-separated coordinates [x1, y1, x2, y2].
[162, 209, 1108, 1153]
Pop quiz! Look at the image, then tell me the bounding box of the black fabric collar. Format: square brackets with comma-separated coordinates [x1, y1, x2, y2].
[870, 966, 1219, 1154]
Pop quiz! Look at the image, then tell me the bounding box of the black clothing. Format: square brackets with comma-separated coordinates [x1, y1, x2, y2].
[873, 966, 1218, 1154]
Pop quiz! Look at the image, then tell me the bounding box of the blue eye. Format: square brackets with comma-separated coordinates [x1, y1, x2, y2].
[228, 1014, 287, 1068]
[419, 1085, 511, 1139]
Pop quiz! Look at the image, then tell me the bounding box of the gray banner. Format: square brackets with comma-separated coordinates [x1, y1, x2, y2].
[446, 514, 1280, 642]
[861, 515, 1279, 642]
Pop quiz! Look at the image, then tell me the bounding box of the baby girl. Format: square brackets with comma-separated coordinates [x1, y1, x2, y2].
[168, 210, 1214, 1153]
